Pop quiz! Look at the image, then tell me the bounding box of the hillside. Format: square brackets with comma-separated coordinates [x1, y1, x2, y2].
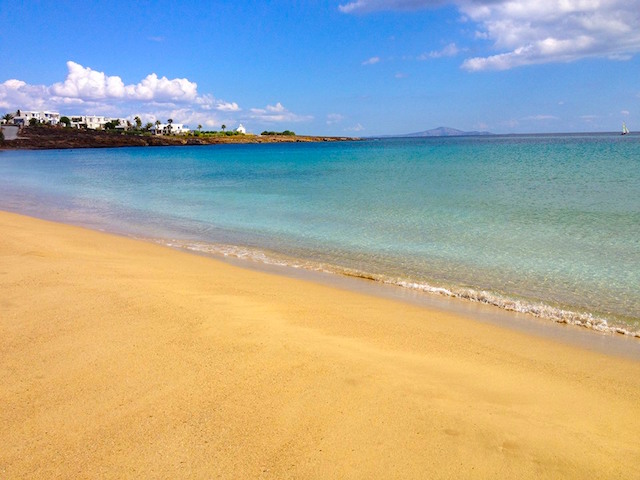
[396, 127, 493, 137]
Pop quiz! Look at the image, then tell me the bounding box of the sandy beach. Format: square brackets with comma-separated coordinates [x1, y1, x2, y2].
[1, 210, 639, 479]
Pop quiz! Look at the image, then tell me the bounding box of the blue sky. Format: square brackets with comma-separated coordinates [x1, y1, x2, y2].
[1, 0, 639, 135]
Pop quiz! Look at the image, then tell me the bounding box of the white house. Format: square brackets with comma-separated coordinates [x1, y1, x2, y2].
[68, 115, 129, 130]
[69, 115, 107, 129]
[12, 110, 61, 127]
[236, 124, 246, 134]
[150, 123, 190, 135]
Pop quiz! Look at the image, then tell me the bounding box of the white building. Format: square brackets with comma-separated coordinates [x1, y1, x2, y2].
[68, 115, 129, 130]
[12, 110, 61, 127]
[150, 123, 190, 135]
[236, 124, 246, 134]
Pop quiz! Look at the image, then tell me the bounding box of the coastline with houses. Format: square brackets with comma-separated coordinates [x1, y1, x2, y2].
[1, 109, 354, 150]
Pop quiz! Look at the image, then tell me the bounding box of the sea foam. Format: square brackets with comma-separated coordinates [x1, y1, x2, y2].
[156, 238, 640, 339]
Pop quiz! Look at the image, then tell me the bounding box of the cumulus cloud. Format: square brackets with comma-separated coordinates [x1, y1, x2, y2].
[418, 42, 460, 59]
[0, 80, 50, 110]
[249, 102, 313, 123]
[362, 56, 381, 65]
[340, 0, 640, 70]
[1, 61, 313, 132]
[215, 101, 240, 112]
[50, 61, 198, 102]
[194, 94, 240, 112]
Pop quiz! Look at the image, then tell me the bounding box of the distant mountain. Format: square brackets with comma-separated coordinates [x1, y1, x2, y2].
[386, 127, 493, 138]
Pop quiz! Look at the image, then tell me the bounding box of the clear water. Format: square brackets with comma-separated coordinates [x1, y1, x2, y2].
[1, 134, 639, 334]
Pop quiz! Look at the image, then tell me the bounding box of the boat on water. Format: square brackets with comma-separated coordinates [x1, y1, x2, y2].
[621, 122, 629, 135]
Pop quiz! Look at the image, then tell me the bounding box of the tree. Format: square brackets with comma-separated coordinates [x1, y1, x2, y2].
[155, 120, 161, 126]
[166, 118, 173, 135]
[29, 118, 39, 126]
[197, 124, 202, 131]
[2, 113, 14, 124]
[59, 116, 71, 127]
[144, 122, 153, 131]
[221, 124, 226, 132]
[134, 116, 142, 129]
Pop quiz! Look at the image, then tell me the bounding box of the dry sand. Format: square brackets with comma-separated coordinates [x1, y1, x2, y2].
[1, 210, 639, 479]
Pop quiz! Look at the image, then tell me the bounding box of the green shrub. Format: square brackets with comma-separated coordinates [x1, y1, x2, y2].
[261, 130, 296, 136]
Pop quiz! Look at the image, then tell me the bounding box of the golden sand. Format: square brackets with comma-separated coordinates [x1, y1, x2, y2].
[1, 211, 639, 479]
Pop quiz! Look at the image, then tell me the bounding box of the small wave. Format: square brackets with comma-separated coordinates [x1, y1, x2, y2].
[155, 238, 640, 338]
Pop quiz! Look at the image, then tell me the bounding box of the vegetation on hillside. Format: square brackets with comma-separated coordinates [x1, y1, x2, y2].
[260, 130, 296, 136]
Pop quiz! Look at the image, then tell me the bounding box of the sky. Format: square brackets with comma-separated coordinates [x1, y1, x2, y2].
[1, 0, 639, 135]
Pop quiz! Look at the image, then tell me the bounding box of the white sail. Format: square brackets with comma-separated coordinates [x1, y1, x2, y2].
[622, 122, 629, 135]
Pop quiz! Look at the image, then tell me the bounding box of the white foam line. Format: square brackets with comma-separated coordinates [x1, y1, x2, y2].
[157, 238, 640, 338]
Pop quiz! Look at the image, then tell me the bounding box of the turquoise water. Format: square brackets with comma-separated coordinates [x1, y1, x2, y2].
[1, 134, 639, 334]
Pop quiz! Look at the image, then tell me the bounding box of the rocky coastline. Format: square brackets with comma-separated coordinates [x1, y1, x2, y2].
[1, 126, 357, 150]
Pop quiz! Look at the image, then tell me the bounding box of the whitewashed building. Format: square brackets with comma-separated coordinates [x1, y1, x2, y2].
[68, 115, 129, 130]
[12, 110, 61, 127]
[236, 124, 246, 134]
[150, 123, 190, 135]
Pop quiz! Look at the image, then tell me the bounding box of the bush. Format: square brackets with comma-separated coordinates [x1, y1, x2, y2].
[261, 130, 296, 136]
[0, 129, 4, 143]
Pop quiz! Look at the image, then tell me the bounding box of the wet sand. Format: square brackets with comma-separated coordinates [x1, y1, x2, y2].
[1, 211, 639, 478]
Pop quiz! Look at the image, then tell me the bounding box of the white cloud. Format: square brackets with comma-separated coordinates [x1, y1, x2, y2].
[395, 72, 408, 78]
[124, 73, 198, 102]
[0, 61, 241, 129]
[0, 80, 50, 110]
[249, 102, 313, 123]
[621, 110, 630, 116]
[346, 123, 365, 131]
[340, 0, 640, 70]
[327, 113, 345, 125]
[523, 114, 559, 121]
[362, 56, 381, 65]
[50, 61, 198, 102]
[339, 0, 448, 13]
[215, 101, 240, 112]
[418, 42, 460, 59]
[1, 61, 309, 131]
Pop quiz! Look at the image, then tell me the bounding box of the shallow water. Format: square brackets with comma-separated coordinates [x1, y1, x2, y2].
[1, 134, 639, 334]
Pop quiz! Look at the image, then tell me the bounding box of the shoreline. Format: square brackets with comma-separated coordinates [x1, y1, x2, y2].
[3, 198, 639, 354]
[2, 210, 640, 477]
[163, 239, 640, 361]
[0, 125, 358, 150]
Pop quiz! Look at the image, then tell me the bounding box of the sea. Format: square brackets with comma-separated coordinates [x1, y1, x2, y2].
[1, 134, 639, 336]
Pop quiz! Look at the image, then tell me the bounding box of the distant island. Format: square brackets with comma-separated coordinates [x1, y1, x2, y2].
[378, 127, 493, 138]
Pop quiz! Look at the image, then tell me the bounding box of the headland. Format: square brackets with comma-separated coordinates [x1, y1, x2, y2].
[0, 125, 356, 150]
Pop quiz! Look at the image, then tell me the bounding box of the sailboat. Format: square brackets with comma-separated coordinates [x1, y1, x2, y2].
[622, 122, 629, 135]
